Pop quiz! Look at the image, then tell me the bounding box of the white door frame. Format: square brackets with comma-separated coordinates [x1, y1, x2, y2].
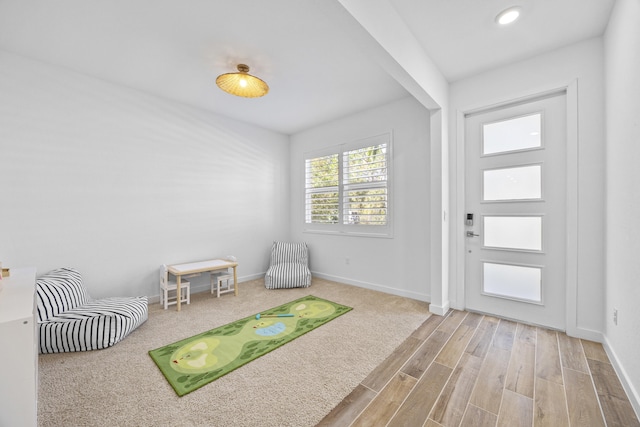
[454, 80, 584, 337]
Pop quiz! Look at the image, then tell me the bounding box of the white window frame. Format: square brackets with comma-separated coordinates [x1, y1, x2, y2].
[303, 132, 393, 238]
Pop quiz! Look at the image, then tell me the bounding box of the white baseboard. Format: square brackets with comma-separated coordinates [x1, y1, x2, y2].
[429, 302, 450, 316]
[602, 336, 640, 421]
[566, 326, 603, 343]
[150, 271, 432, 304]
[311, 271, 430, 302]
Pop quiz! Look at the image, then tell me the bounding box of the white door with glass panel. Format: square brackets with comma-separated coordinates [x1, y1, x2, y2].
[465, 93, 566, 330]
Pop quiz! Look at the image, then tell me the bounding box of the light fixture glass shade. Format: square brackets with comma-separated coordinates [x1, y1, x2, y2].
[216, 64, 269, 98]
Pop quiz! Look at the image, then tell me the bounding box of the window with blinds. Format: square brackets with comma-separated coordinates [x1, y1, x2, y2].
[305, 153, 339, 224]
[304, 133, 392, 237]
[343, 144, 388, 225]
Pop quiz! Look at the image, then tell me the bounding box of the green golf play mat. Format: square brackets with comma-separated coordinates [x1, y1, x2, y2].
[149, 295, 352, 396]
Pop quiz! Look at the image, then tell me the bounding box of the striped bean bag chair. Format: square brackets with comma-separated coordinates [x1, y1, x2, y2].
[36, 268, 148, 353]
[264, 241, 312, 289]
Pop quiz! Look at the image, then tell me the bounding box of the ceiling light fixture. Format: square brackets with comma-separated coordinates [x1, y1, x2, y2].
[216, 64, 269, 98]
[496, 6, 522, 25]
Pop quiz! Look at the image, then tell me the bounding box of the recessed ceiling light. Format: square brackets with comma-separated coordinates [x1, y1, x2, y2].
[496, 6, 522, 25]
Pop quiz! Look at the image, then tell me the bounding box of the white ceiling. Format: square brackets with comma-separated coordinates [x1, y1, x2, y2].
[0, 0, 615, 135]
[390, 0, 615, 82]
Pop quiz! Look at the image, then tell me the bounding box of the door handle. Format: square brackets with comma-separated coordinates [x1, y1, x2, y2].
[466, 231, 480, 237]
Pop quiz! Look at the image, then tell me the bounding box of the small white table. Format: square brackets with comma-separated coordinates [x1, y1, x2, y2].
[167, 259, 238, 311]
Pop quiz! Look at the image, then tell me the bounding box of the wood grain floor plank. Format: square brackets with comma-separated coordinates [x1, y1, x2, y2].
[534, 377, 569, 427]
[424, 420, 444, 427]
[505, 323, 536, 398]
[470, 345, 511, 414]
[361, 336, 423, 392]
[400, 311, 469, 380]
[434, 323, 474, 369]
[387, 362, 452, 427]
[557, 333, 589, 373]
[587, 358, 640, 427]
[497, 389, 533, 427]
[536, 328, 563, 385]
[581, 339, 609, 363]
[430, 353, 483, 427]
[434, 313, 482, 368]
[460, 404, 497, 427]
[409, 311, 447, 341]
[563, 367, 605, 427]
[436, 309, 468, 333]
[401, 330, 449, 379]
[492, 318, 517, 351]
[465, 315, 500, 359]
[316, 384, 376, 427]
[461, 311, 484, 327]
[516, 322, 537, 345]
[505, 340, 535, 397]
[351, 372, 417, 427]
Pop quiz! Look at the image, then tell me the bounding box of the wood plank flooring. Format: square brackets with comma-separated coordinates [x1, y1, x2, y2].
[318, 310, 639, 427]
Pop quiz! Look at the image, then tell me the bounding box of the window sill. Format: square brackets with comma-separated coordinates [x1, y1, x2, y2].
[303, 228, 393, 239]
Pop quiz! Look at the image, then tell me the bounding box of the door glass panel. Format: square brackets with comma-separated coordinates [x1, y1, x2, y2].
[484, 216, 542, 251]
[484, 165, 541, 201]
[483, 262, 542, 302]
[483, 113, 541, 155]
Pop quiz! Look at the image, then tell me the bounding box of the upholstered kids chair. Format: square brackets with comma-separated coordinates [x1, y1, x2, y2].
[264, 241, 312, 289]
[36, 268, 148, 353]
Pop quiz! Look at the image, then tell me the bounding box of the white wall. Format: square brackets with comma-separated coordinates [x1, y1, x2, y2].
[290, 97, 431, 301]
[604, 0, 640, 414]
[0, 50, 291, 299]
[448, 38, 606, 337]
[335, 0, 450, 315]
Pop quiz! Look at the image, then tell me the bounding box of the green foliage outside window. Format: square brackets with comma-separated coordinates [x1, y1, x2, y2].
[344, 145, 387, 225]
[306, 154, 339, 224]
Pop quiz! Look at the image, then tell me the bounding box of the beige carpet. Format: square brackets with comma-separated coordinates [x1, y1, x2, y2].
[37, 278, 430, 427]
